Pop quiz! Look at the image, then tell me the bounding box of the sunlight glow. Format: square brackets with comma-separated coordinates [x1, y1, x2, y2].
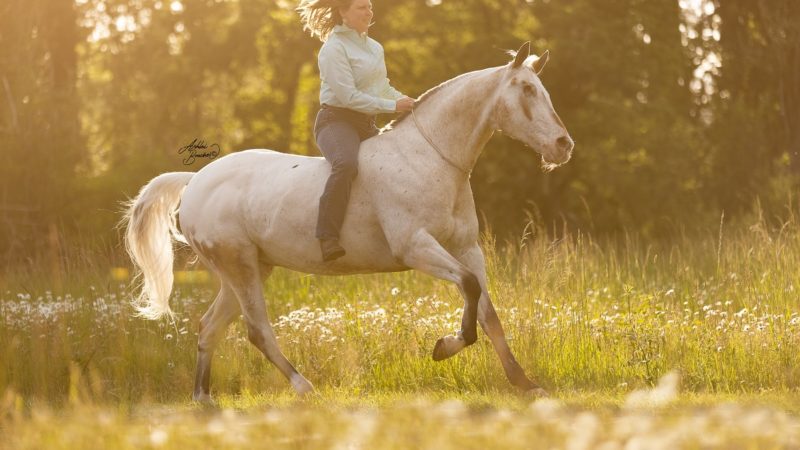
[678, 0, 721, 105]
[679, 0, 704, 18]
[114, 15, 135, 33]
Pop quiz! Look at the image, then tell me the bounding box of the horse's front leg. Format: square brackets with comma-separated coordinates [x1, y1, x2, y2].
[398, 230, 482, 360]
[457, 244, 548, 396]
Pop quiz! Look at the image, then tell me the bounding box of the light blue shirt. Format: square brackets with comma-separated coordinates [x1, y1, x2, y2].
[318, 24, 405, 115]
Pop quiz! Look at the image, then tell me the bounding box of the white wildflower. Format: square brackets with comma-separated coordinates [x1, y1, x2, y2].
[149, 428, 168, 446]
[624, 371, 680, 409]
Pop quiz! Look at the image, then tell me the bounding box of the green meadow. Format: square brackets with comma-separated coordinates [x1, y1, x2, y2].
[4, 0, 799, 447]
[3, 214, 800, 448]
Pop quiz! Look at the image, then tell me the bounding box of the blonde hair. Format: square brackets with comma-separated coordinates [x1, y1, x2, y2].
[296, 0, 354, 42]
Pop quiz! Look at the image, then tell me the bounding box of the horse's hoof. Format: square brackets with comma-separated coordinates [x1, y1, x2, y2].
[432, 337, 448, 361]
[192, 392, 215, 405]
[296, 386, 315, 398]
[432, 335, 466, 361]
[291, 373, 315, 396]
[525, 387, 550, 398]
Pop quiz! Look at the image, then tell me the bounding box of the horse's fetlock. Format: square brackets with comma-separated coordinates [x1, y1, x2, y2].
[462, 327, 478, 346]
[462, 273, 482, 303]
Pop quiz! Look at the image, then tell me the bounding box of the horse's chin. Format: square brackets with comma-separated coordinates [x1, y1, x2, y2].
[541, 151, 571, 171]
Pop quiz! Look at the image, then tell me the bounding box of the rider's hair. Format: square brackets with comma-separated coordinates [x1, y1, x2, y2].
[296, 0, 355, 42]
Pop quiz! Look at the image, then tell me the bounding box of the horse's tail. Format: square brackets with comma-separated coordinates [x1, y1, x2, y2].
[120, 172, 195, 320]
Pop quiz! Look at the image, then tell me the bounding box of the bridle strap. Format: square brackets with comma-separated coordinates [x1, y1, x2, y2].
[412, 108, 471, 177]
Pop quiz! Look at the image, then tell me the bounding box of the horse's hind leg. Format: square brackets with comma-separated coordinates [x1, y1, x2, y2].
[213, 245, 314, 395]
[193, 282, 240, 403]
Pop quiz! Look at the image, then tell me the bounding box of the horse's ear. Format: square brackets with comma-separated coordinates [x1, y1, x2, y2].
[533, 50, 550, 74]
[512, 41, 531, 69]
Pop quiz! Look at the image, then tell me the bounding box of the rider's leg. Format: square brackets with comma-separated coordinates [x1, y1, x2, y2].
[314, 114, 362, 261]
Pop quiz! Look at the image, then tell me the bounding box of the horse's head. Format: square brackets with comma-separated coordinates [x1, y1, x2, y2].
[493, 42, 574, 169]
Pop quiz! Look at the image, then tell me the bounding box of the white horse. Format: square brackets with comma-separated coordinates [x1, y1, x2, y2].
[123, 42, 573, 402]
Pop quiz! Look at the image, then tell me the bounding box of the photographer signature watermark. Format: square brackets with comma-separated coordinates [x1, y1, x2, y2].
[178, 138, 220, 165]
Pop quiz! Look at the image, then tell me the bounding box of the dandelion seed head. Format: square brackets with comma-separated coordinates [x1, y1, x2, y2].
[529, 398, 564, 418]
[624, 371, 680, 409]
[149, 428, 168, 446]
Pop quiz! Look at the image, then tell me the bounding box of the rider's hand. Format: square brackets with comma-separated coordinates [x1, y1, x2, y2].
[395, 96, 416, 112]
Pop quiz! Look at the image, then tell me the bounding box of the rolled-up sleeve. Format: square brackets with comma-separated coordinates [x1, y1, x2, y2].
[319, 42, 397, 115]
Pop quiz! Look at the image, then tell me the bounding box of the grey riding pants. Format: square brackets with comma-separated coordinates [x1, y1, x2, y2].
[314, 105, 379, 240]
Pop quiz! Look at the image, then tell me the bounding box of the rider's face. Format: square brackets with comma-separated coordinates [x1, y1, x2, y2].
[340, 0, 373, 34]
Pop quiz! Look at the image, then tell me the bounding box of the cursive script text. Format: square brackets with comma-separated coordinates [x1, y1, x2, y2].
[178, 138, 220, 165]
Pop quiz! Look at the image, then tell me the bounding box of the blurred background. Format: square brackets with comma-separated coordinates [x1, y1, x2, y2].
[0, 0, 798, 276]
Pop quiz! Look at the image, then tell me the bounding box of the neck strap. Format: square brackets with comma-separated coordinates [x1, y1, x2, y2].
[411, 108, 471, 177]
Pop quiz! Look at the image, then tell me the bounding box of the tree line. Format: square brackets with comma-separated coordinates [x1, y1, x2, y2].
[1, 0, 798, 268]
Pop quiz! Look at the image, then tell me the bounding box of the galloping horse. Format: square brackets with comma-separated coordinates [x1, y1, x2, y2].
[123, 42, 574, 402]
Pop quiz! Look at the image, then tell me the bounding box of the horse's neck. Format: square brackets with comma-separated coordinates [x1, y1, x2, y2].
[414, 67, 502, 174]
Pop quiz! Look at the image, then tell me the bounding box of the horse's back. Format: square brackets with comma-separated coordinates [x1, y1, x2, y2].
[179, 148, 404, 274]
[194, 149, 328, 183]
[183, 146, 319, 200]
[179, 148, 326, 237]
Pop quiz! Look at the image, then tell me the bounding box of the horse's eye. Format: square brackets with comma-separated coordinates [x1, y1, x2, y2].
[523, 84, 537, 97]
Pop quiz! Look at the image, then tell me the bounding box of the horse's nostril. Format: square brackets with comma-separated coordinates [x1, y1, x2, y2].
[556, 136, 573, 152]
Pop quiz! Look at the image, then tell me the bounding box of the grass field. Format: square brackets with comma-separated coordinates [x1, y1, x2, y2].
[2, 215, 800, 448]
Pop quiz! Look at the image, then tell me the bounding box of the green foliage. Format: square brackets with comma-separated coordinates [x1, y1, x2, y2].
[4, 217, 800, 403]
[0, 0, 86, 260]
[1, 0, 799, 264]
[699, 0, 800, 215]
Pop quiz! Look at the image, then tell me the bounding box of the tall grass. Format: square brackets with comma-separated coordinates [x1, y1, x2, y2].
[2, 209, 800, 407]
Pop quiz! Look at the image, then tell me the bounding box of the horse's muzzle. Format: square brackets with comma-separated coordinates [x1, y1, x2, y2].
[547, 135, 574, 165]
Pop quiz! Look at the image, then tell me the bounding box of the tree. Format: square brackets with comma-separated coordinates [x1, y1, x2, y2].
[0, 0, 85, 264]
[701, 0, 800, 213]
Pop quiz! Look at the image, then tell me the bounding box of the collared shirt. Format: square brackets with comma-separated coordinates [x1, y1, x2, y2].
[318, 24, 404, 115]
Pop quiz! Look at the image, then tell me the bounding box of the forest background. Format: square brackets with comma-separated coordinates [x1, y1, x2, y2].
[1, 0, 798, 273]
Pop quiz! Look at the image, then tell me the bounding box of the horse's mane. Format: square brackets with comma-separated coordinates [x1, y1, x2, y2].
[382, 70, 490, 132]
[381, 83, 447, 132]
[380, 48, 540, 134]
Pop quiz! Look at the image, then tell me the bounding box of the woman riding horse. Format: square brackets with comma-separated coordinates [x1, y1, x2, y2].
[123, 39, 573, 401]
